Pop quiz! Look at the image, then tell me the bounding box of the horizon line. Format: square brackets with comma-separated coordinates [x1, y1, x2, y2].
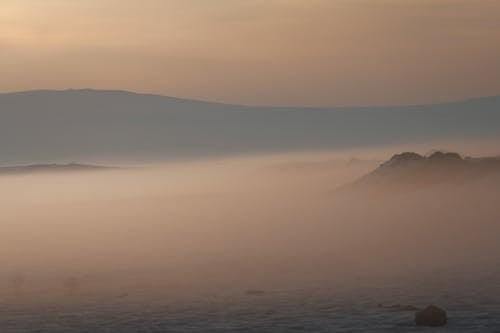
[1, 88, 500, 110]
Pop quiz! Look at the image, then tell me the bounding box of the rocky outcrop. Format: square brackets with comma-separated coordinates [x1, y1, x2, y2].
[340, 150, 500, 191]
[427, 151, 462, 162]
[380, 152, 425, 168]
[415, 305, 447, 327]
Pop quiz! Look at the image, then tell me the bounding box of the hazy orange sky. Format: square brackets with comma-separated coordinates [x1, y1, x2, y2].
[1, 0, 499, 106]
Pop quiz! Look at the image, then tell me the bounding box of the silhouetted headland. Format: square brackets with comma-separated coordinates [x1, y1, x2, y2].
[341, 151, 500, 191]
[0, 163, 113, 176]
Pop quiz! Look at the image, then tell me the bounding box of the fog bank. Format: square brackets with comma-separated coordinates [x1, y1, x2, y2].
[1, 150, 500, 298]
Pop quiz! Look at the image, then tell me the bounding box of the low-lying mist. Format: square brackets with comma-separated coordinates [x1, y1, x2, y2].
[1, 149, 500, 300]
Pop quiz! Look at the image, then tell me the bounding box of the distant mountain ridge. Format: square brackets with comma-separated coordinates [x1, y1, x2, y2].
[0, 163, 112, 175]
[1, 89, 499, 164]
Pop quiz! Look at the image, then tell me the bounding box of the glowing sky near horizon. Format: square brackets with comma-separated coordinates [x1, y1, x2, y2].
[1, 0, 499, 106]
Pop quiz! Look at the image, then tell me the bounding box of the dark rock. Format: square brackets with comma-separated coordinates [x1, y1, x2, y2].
[415, 305, 447, 327]
[245, 289, 265, 296]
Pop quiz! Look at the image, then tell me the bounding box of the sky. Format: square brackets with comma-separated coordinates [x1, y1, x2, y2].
[1, 0, 499, 106]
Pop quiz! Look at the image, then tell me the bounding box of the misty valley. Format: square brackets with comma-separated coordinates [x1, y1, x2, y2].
[1, 150, 500, 332]
[3, 1, 500, 331]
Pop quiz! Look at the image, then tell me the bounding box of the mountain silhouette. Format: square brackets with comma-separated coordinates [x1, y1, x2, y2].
[0, 163, 112, 175]
[343, 151, 500, 191]
[1, 89, 500, 164]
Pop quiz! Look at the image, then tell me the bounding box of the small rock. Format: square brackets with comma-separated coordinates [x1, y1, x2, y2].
[415, 305, 447, 327]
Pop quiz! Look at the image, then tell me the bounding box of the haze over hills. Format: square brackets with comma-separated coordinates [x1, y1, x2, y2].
[1, 89, 499, 164]
[343, 151, 500, 192]
[0, 163, 112, 176]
